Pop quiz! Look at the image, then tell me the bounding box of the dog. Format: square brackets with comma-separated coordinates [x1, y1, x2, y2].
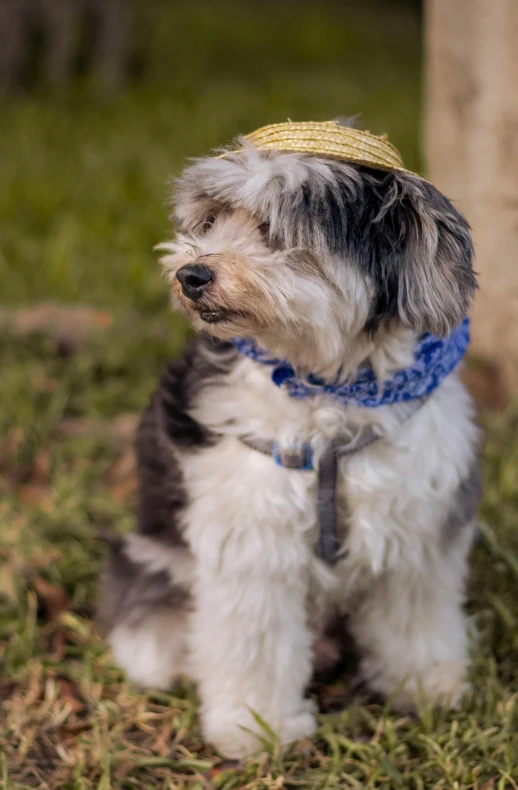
[99, 120, 481, 759]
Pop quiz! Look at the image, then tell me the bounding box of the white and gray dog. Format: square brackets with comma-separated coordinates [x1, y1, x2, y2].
[99, 120, 481, 758]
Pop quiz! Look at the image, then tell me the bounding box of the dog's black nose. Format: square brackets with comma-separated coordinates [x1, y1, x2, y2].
[176, 264, 213, 300]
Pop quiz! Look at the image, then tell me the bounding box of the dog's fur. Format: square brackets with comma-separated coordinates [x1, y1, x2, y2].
[99, 128, 481, 758]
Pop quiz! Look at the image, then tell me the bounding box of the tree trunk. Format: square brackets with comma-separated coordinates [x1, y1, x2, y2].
[0, 0, 32, 91]
[40, 0, 81, 85]
[425, 0, 518, 394]
[92, 0, 129, 90]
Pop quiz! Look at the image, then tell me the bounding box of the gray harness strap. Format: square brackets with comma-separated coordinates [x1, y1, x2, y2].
[239, 396, 428, 565]
[317, 428, 380, 563]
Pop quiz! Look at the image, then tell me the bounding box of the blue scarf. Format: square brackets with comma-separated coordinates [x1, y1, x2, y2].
[232, 319, 470, 408]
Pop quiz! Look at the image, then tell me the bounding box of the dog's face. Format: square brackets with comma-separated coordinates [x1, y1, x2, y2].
[161, 143, 476, 371]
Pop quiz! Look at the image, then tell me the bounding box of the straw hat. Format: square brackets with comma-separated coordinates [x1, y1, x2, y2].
[235, 120, 415, 174]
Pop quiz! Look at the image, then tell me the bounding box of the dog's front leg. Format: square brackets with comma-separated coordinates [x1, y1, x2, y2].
[349, 531, 473, 711]
[189, 558, 316, 758]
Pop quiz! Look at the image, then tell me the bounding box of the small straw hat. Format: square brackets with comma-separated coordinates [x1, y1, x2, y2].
[234, 120, 416, 175]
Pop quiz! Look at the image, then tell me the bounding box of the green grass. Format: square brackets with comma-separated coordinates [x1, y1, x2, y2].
[1, 1, 518, 787]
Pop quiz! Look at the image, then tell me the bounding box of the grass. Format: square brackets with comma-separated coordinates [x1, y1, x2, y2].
[1, 1, 518, 787]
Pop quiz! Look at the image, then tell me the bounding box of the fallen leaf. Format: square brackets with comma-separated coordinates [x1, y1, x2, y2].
[31, 446, 51, 485]
[0, 303, 113, 353]
[55, 678, 85, 713]
[110, 413, 140, 443]
[17, 483, 53, 510]
[49, 628, 66, 659]
[0, 427, 24, 468]
[107, 447, 137, 483]
[109, 475, 138, 506]
[59, 722, 93, 737]
[58, 413, 138, 444]
[208, 760, 239, 778]
[32, 578, 70, 621]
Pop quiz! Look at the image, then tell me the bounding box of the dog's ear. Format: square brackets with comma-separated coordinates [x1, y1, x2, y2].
[361, 171, 477, 337]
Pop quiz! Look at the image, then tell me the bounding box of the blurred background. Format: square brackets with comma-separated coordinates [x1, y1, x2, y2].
[1, 2, 517, 789]
[1, 0, 421, 308]
[0, 0, 425, 429]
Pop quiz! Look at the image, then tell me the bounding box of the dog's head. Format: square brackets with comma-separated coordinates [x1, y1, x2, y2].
[161, 134, 476, 373]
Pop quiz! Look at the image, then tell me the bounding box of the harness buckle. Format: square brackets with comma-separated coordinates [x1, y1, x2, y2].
[272, 441, 313, 471]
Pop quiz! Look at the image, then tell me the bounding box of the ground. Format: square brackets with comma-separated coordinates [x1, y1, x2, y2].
[1, 2, 517, 788]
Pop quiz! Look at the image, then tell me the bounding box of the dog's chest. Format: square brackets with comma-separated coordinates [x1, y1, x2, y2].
[180, 435, 319, 572]
[181, 360, 382, 577]
[175, 348, 477, 596]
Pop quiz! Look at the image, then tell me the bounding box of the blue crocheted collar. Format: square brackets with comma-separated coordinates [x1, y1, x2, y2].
[231, 318, 470, 408]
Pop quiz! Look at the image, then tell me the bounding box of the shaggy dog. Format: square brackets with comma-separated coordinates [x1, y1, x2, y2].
[99, 122, 481, 758]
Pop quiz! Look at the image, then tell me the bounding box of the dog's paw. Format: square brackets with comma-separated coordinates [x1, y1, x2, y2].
[362, 659, 469, 712]
[207, 727, 264, 760]
[204, 708, 316, 759]
[278, 710, 317, 746]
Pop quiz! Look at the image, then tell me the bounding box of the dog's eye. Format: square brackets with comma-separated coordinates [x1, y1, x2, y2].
[200, 214, 216, 234]
[258, 222, 270, 240]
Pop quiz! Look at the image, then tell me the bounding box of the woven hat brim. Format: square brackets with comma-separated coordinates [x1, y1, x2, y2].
[223, 121, 422, 177]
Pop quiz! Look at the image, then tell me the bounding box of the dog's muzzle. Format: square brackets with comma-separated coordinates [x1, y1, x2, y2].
[177, 263, 213, 301]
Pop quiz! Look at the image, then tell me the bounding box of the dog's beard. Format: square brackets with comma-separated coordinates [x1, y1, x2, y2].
[171, 276, 265, 339]
[161, 210, 372, 371]
[168, 263, 368, 382]
[168, 245, 285, 339]
[162, 212, 327, 341]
